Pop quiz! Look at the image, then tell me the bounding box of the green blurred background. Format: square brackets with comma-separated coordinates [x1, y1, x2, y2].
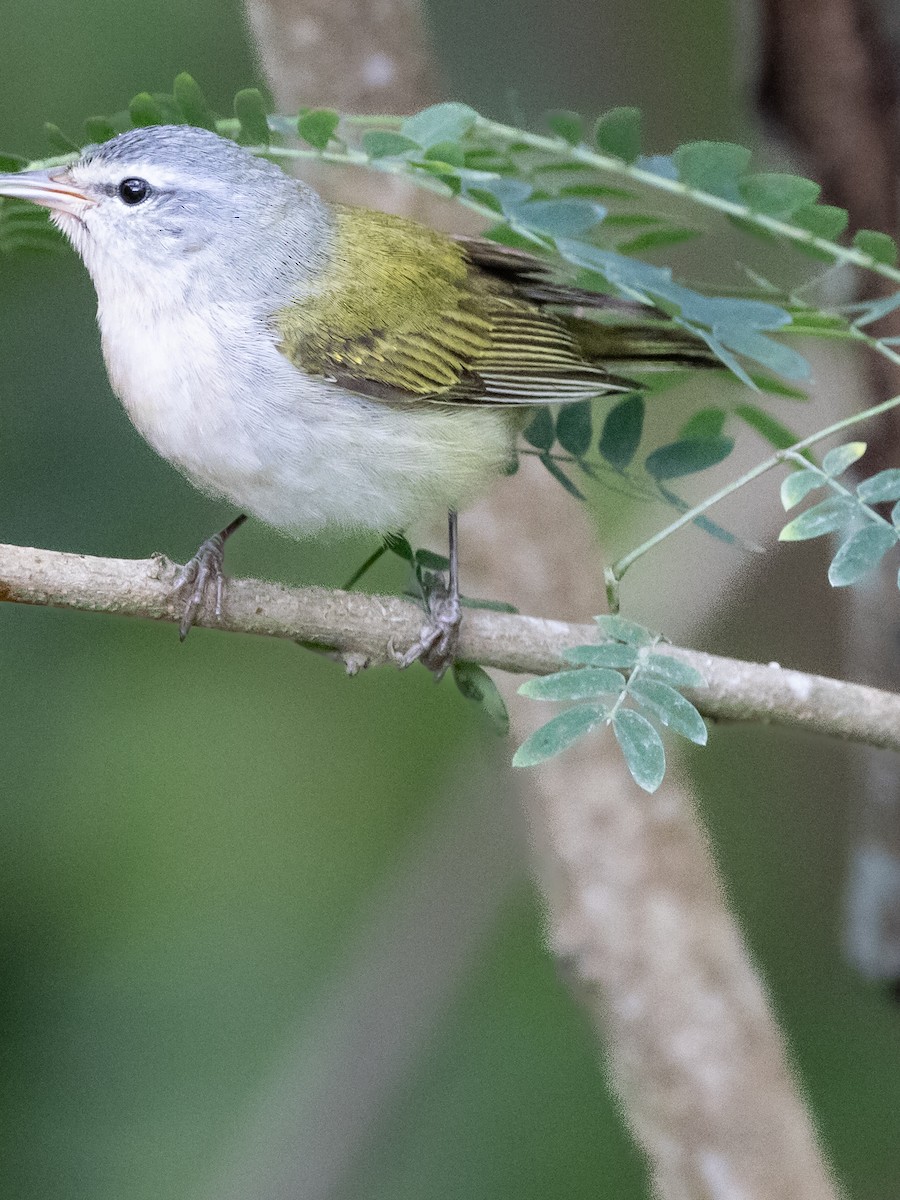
[0, 1, 897, 1197]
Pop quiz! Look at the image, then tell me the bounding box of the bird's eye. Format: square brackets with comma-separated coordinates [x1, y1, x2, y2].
[117, 177, 151, 205]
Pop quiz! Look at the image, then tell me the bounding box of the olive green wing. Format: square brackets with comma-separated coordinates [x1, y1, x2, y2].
[274, 206, 633, 407]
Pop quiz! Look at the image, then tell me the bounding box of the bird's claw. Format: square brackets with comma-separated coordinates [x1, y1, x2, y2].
[396, 580, 462, 680]
[172, 532, 227, 641]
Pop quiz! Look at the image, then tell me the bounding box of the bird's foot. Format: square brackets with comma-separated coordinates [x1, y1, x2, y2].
[171, 514, 247, 640]
[396, 577, 462, 680]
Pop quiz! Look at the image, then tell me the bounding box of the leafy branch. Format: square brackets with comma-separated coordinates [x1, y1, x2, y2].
[6, 77, 900, 791]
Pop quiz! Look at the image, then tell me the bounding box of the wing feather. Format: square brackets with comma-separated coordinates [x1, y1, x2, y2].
[274, 207, 634, 408]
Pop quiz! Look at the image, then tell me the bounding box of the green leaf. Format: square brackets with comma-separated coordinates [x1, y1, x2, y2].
[515, 198, 605, 236]
[382, 532, 414, 562]
[128, 93, 168, 128]
[673, 141, 752, 202]
[822, 441, 866, 477]
[458, 596, 519, 613]
[738, 173, 820, 218]
[402, 102, 478, 148]
[791, 203, 848, 242]
[594, 107, 641, 163]
[452, 661, 509, 734]
[853, 229, 898, 266]
[742, 375, 808, 400]
[857, 469, 900, 504]
[780, 469, 824, 510]
[705, 322, 809, 382]
[828, 525, 897, 586]
[362, 131, 418, 158]
[596, 614, 655, 645]
[546, 110, 583, 145]
[617, 227, 700, 253]
[779, 496, 856, 541]
[84, 117, 118, 143]
[523, 407, 555, 450]
[562, 643, 639, 669]
[43, 122, 78, 152]
[519, 667, 626, 701]
[539, 453, 587, 501]
[512, 704, 607, 767]
[414, 548, 450, 572]
[644, 436, 734, 480]
[628, 678, 707, 744]
[679, 407, 726, 440]
[0, 153, 27, 172]
[422, 140, 465, 168]
[555, 238, 808, 383]
[173, 73, 217, 131]
[555, 400, 593, 456]
[735, 404, 803, 452]
[612, 709, 666, 792]
[234, 89, 270, 146]
[599, 394, 644, 469]
[297, 108, 340, 150]
[643, 653, 706, 689]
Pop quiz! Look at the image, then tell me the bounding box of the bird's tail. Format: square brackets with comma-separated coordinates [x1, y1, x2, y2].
[563, 315, 720, 372]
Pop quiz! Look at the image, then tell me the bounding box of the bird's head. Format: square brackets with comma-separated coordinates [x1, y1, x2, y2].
[0, 125, 331, 307]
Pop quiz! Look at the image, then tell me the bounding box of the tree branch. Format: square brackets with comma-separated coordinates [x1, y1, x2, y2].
[2, 539, 898, 753]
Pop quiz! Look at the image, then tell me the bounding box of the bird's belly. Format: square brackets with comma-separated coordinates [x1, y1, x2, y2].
[99, 307, 516, 535]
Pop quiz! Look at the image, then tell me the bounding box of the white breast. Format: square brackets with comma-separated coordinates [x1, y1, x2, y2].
[97, 298, 516, 536]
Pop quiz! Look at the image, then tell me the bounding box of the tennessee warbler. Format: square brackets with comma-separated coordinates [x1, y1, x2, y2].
[0, 125, 707, 671]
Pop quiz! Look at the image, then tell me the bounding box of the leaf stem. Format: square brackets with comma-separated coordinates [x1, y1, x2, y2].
[606, 388, 900, 610]
[468, 117, 900, 288]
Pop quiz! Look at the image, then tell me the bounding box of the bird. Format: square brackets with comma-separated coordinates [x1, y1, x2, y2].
[0, 125, 709, 674]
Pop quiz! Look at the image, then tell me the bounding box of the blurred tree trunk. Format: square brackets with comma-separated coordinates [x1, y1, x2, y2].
[242, 1, 841, 1195]
[756, 0, 900, 987]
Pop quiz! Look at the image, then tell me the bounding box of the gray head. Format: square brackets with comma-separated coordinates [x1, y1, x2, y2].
[0, 125, 331, 305]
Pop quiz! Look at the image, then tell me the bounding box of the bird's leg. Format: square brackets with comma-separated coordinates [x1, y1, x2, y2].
[171, 513, 248, 641]
[397, 509, 462, 679]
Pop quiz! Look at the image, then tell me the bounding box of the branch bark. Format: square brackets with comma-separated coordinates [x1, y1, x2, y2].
[2, 540, 899, 754]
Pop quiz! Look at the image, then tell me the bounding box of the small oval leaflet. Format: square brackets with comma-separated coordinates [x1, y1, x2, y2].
[779, 496, 856, 542]
[628, 678, 708, 745]
[563, 643, 639, 669]
[451, 662, 509, 735]
[853, 229, 898, 267]
[594, 107, 641, 163]
[827, 525, 898, 587]
[174, 73, 217, 132]
[523, 407, 555, 451]
[555, 401, 593, 457]
[644, 436, 734, 481]
[401, 102, 479, 150]
[512, 704, 608, 768]
[298, 108, 340, 151]
[596, 614, 656, 646]
[519, 667, 626, 702]
[642, 653, 706, 689]
[234, 89, 270, 147]
[857, 469, 900, 504]
[599, 394, 644, 469]
[822, 442, 866, 478]
[735, 405, 803, 454]
[672, 141, 752, 203]
[613, 709, 666, 793]
[781, 469, 824, 511]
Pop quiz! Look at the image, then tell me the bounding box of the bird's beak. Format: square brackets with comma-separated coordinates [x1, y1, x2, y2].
[0, 168, 93, 215]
